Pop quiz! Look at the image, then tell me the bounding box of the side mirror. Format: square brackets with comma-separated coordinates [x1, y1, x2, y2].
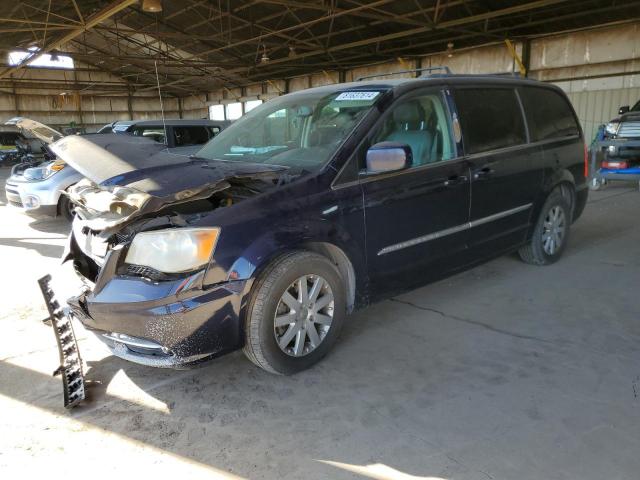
[619, 105, 630, 115]
[365, 142, 412, 174]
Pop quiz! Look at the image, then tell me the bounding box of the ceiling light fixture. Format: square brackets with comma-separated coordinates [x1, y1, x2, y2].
[260, 45, 269, 64]
[142, 0, 163, 13]
[446, 42, 454, 58]
[288, 44, 296, 58]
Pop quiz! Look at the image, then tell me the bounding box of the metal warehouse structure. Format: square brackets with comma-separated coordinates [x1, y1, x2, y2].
[0, 1, 639, 140]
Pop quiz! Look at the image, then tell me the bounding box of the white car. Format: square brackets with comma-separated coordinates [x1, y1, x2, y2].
[5, 118, 228, 220]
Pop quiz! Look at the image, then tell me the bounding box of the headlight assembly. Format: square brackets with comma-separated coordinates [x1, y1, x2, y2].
[125, 227, 220, 274]
[23, 161, 65, 181]
[604, 122, 620, 136]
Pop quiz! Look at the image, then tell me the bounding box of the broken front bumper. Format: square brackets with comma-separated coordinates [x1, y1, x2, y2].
[67, 274, 250, 368]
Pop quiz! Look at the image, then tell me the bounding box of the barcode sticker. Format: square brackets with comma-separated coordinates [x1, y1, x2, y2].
[335, 91, 380, 101]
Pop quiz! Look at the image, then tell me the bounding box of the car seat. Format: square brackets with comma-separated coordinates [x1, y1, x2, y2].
[385, 102, 434, 166]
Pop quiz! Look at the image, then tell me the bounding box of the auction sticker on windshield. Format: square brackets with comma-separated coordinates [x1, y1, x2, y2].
[335, 91, 380, 101]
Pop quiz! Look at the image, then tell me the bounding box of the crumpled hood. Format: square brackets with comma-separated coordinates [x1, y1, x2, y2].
[50, 134, 286, 233]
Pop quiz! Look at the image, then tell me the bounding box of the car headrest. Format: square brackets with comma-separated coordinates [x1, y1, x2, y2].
[393, 102, 422, 124]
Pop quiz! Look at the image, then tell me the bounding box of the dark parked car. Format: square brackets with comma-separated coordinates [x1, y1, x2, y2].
[50, 74, 588, 374]
[602, 99, 640, 169]
[97, 118, 230, 150]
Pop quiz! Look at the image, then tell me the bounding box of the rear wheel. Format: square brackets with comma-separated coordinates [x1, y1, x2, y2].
[519, 190, 571, 265]
[243, 251, 346, 375]
[589, 177, 606, 191]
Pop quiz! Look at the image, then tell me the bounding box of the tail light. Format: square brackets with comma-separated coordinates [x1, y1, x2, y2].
[601, 160, 628, 169]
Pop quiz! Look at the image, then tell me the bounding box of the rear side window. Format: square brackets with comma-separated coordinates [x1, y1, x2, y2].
[455, 88, 526, 154]
[173, 126, 211, 146]
[519, 87, 580, 141]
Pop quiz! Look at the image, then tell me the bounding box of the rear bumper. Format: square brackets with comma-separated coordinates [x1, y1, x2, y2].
[68, 275, 251, 368]
[573, 185, 588, 222]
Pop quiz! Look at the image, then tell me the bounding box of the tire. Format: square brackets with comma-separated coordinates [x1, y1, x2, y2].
[58, 194, 75, 221]
[243, 251, 346, 375]
[589, 177, 606, 191]
[519, 190, 571, 265]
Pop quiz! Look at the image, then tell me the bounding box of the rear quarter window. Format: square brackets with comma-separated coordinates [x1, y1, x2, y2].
[173, 126, 211, 146]
[519, 87, 580, 141]
[454, 88, 526, 154]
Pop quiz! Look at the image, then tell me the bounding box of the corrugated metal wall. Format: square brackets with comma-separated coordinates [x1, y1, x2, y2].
[192, 22, 640, 142]
[566, 86, 640, 143]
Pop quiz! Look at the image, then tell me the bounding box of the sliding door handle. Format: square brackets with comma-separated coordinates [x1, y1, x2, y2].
[443, 175, 469, 187]
[473, 167, 494, 180]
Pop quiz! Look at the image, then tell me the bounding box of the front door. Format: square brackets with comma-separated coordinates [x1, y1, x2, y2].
[360, 89, 471, 298]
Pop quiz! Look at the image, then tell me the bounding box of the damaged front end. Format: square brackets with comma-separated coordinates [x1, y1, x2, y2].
[44, 134, 286, 370]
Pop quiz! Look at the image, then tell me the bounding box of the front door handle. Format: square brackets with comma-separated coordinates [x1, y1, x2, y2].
[443, 174, 468, 187]
[473, 167, 494, 180]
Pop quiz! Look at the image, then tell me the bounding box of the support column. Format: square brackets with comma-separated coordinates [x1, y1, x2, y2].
[127, 89, 133, 120]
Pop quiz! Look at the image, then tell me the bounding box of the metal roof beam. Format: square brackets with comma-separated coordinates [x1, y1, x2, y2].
[0, 0, 137, 80]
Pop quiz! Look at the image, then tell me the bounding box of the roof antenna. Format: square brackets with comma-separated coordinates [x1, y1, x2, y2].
[154, 60, 168, 148]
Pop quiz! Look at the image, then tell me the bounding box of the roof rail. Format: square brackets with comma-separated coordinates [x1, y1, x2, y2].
[356, 66, 452, 81]
[484, 71, 522, 77]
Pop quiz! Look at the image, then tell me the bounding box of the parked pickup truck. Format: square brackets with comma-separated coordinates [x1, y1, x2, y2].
[602, 100, 640, 170]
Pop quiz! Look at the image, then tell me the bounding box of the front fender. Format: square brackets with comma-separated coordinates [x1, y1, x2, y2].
[228, 218, 366, 283]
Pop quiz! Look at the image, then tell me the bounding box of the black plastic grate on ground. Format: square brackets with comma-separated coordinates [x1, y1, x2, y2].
[38, 274, 85, 409]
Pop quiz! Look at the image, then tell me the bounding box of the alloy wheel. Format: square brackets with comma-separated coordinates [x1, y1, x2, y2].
[542, 205, 566, 255]
[273, 274, 334, 357]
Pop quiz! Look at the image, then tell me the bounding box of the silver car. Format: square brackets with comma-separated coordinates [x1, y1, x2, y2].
[5, 118, 229, 220]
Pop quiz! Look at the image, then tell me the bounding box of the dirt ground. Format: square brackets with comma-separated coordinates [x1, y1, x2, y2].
[1, 165, 639, 479]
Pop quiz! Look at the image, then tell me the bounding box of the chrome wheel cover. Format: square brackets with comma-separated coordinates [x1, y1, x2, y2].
[273, 274, 334, 357]
[542, 205, 566, 255]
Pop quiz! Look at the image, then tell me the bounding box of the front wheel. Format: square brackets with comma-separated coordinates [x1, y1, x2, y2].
[519, 190, 571, 265]
[58, 194, 75, 221]
[243, 251, 346, 375]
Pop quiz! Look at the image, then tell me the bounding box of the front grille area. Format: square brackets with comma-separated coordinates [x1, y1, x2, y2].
[8, 199, 23, 208]
[618, 121, 640, 138]
[126, 264, 168, 281]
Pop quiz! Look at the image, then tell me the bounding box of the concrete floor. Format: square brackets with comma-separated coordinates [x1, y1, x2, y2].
[1, 165, 639, 479]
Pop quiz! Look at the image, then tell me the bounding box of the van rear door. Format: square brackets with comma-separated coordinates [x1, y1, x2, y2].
[453, 86, 544, 256]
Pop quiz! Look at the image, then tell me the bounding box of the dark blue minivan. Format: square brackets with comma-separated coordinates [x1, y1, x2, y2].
[54, 74, 588, 374]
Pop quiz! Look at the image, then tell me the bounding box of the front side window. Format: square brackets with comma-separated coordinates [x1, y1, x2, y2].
[196, 90, 383, 173]
[369, 92, 455, 167]
[519, 87, 580, 141]
[455, 88, 526, 154]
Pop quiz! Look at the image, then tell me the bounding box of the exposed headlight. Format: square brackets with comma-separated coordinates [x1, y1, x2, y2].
[23, 161, 65, 181]
[125, 227, 220, 274]
[604, 122, 620, 136]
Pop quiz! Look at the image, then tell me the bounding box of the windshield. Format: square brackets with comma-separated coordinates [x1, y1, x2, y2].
[195, 90, 383, 173]
[632, 100, 640, 112]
